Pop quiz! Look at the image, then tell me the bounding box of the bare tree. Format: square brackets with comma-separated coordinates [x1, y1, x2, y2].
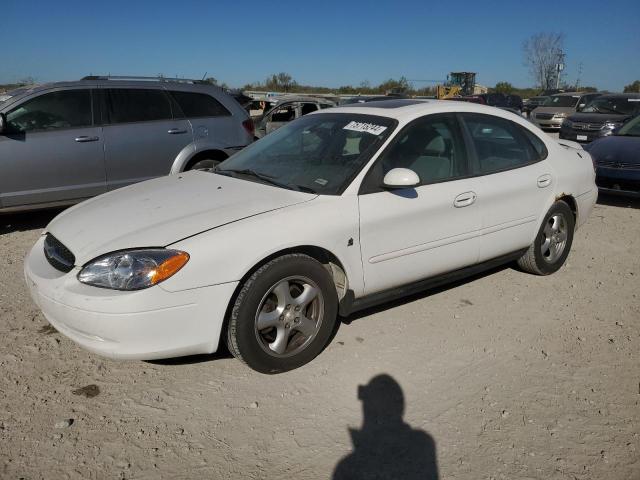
[523, 32, 565, 90]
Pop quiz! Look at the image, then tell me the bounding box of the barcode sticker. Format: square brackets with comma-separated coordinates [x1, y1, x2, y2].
[343, 121, 387, 135]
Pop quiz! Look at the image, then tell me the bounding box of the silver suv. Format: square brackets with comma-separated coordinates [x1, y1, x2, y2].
[0, 76, 253, 213]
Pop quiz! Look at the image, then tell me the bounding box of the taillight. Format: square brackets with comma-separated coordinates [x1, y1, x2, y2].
[242, 119, 255, 137]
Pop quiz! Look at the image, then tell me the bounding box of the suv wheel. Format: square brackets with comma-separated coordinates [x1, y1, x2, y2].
[186, 159, 219, 172]
[226, 254, 338, 374]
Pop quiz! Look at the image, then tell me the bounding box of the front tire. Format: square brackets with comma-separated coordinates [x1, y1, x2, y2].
[226, 254, 338, 374]
[518, 200, 575, 275]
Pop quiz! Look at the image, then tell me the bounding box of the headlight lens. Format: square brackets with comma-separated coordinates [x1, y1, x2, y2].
[602, 122, 622, 130]
[78, 249, 189, 290]
[562, 119, 573, 128]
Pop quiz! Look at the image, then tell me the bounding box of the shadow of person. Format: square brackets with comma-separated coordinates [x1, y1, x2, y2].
[333, 374, 439, 480]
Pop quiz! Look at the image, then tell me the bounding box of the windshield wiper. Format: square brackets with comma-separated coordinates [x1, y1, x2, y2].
[215, 168, 310, 192]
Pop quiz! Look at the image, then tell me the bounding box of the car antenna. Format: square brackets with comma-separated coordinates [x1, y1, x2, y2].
[201, 72, 207, 81]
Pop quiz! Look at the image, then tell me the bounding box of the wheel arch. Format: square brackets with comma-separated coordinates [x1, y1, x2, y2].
[170, 147, 229, 174]
[221, 245, 350, 340]
[555, 194, 577, 221]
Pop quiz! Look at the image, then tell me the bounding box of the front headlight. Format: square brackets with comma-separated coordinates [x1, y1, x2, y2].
[562, 119, 573, 128]
[602, 122, 623, 130]
[78, 249, 189, 290]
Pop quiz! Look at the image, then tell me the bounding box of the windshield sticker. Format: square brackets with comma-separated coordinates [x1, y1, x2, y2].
[343, 121, 387, 136]
[314, 178, 328, 186]
[628, 99, 640, 102]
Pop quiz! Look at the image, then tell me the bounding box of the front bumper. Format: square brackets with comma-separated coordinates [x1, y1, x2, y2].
[532, 118, 563, 129]
[559, 126, 611, 143]
[596, 167, 640, 197]
[24, 236, 238, 360]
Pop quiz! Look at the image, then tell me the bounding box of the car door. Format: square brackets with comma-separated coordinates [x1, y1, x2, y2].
[358, 113, 481, 295]
[100, 87, 194, 190]
[265, 102, 297, 135]
[0, 88, 106, 208]
[459, 113, 553, 262]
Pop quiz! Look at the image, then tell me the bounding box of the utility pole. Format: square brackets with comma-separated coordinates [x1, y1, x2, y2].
[555, 50, 566, 90]
[575, 62, 583, 91]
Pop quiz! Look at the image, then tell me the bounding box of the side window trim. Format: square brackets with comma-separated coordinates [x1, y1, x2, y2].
[358, 113, 472, 195]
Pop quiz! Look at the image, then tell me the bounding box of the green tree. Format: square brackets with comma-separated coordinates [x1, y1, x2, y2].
[623, 80, 640, 93]
[493, 81, 514, 94]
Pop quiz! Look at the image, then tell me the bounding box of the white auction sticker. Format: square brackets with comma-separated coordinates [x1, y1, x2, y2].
[628, 99, 640, 102]
[343, 121, 387, 135]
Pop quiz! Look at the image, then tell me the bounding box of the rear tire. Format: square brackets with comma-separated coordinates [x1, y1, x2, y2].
[518, 200, 575, 275]
[185, 158, 220, 172]
[226, 254, 338, 374]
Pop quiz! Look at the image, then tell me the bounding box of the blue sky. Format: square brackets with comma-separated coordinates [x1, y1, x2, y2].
[1, 0, 638, 91]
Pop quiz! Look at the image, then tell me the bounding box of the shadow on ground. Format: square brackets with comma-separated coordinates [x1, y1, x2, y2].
[597, 192, 640, 209]
[0, 208, 64, 235]
[333, 374, 439, 480]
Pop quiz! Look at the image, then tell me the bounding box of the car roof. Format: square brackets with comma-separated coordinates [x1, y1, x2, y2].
[598, 93, 640, 98]
[319, 99, 528, 123]
[275, 95, 335, 104]
[551, 92, 588, 97]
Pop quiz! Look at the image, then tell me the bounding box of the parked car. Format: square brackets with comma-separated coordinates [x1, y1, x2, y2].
[0, 76, 253, 213]
[254, 96, 336, 138]
[531, 92, 601, 130]
[449, 94, 523, 115]
[584, 114, 640, 196]
[523, 96, 549, 116]
[559, 93, 640, 143]
[25, 99, 597, 373]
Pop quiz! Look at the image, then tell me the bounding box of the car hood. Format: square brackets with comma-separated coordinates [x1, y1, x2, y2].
[567, 112, 632, 123]
[46, 172, 316, 264]
[585, 135, 640, 164]
[534, 106, 575, 115]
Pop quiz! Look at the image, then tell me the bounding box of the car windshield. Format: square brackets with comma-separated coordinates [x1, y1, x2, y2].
[543, 95, 579, 107]
[216, 113, 397, 195]
[616, 115, 640, 137]
[582, 97, 639, 115]
[532, 97, 548, 103]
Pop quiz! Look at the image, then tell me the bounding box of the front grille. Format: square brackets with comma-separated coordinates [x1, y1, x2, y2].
[535, 113, 554, 120]
[596, 160, 640, 170]
[44, 234, 76, 273]
[572, 122, 603, 131]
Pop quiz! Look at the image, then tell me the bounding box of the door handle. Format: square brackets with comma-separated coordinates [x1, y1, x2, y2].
[537, 174, 552, 188]
[75, 136, 99, 142]
[453, 191, 477, 208]
[167, 128, 187, 134]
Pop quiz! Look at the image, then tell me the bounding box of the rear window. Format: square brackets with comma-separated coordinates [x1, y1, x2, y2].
[170, 91, 231, 118]
[106, 89, 173, 124]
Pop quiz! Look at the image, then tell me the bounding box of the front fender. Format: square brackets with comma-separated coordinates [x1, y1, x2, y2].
[160, 195, 365, 297]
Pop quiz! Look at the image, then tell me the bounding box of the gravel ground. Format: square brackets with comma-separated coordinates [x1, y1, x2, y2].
[1, 191, 639, 480]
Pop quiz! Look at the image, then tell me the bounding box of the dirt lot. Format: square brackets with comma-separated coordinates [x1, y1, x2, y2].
[1, 192, 639, 480]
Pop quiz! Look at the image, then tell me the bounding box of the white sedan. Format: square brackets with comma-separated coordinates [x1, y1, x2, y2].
[24, 99, 597, 373]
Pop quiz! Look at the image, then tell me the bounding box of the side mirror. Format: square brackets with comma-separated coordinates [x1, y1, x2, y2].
[577, 103, 586, 112]
[0, 113, 5, 134]
[382, 168, 420, 189]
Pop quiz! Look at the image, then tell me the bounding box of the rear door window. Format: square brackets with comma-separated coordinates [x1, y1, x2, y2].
[169, 91, 231, 118]
[105, 88, 173, 124]
[6, 89, 92, 132]
[462, 113, 539, 174]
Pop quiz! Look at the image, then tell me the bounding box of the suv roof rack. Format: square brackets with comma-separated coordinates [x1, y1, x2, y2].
[81, 75, 211, 85]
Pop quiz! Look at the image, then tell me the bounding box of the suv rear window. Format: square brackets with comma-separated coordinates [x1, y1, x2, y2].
[106, 89, 173, 124]
[169, 91, 231, 118]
